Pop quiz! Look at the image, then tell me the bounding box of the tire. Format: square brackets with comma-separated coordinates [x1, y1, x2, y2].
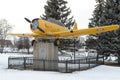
[54, 39, 60, 46]
[31, 40, 35, 46]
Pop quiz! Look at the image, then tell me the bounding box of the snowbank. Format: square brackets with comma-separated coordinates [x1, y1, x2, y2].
[0, 53, 120, 80]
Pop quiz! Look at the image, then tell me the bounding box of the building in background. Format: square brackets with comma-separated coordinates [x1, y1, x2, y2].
[0, 40, 13, 48]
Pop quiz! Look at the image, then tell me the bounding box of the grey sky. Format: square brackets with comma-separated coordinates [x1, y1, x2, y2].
[0, 0, 96, 33]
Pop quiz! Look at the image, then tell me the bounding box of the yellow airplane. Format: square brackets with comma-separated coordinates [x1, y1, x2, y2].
[7, 18, 119, 45]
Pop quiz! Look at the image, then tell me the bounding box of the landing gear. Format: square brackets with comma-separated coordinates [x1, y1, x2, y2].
[54, 39, 60, 46]
[31, 40, 36, 46]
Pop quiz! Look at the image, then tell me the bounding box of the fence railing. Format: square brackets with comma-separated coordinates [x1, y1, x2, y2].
[1, 51, 33, 54]
[8, 56, 104, 73]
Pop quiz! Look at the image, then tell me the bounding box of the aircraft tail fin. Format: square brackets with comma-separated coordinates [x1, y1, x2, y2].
[73, 23, 78, 30]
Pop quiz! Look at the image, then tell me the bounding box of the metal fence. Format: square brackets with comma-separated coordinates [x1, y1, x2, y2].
[8, 56, 104, 73]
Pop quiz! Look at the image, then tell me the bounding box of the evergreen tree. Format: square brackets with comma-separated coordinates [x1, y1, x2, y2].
[41, 0, 75, 29]
[88, 0, 106, 55]
[89, 0, 120, 63]
[89, 0, 105, 27]
[41, 0, 78, 52]
[85, 36, 97, 49]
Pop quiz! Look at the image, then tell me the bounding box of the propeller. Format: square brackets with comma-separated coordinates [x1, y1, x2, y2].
[24, 17, 45, 33]
[24, 17, 31, 23]
[38, 27, 45, 33]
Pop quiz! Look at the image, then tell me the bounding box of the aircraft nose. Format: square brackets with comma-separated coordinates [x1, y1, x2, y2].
[31, 19, 45, 33]
[31, 19, 39, 30]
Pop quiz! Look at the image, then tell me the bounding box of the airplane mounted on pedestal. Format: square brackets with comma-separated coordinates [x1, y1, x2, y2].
[7, 18, 119, 46]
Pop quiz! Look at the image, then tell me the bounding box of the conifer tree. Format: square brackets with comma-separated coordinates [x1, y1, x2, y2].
[41, 0, 75, 29]
[41, 0, 77, 52]
[89, 0, 120, 63]
[89, 0, 105, 27]
[88, 0, 106, 55]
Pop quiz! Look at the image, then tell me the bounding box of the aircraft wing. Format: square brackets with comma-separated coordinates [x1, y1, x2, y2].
[7, 33, 38, 37]
[7, 25, 119, 39]
[52, 25, 119, 38]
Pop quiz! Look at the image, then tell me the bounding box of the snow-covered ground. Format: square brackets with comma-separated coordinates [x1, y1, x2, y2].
[0, 53, 120, 80]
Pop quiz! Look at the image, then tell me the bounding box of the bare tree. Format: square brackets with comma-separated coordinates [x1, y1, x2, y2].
[0, 19, 12, 53]
[16, 37, 31, 54]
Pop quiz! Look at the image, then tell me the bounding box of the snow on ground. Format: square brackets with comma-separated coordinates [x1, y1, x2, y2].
[0, 53, 120, 80]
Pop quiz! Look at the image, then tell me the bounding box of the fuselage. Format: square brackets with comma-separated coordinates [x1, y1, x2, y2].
[30, 19, 69, 37]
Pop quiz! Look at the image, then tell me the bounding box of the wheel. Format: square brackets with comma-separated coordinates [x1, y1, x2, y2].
[31, 40, 35, 46]
[54, 39, 60, 46]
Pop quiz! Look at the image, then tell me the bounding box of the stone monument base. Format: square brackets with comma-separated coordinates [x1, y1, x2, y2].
[33, 39, 58, 70]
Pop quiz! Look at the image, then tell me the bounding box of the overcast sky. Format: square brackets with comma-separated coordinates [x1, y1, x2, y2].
[0, 0, 96, 33]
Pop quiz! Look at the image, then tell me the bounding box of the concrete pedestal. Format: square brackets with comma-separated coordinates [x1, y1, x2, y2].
[33, 39, 58, 70]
